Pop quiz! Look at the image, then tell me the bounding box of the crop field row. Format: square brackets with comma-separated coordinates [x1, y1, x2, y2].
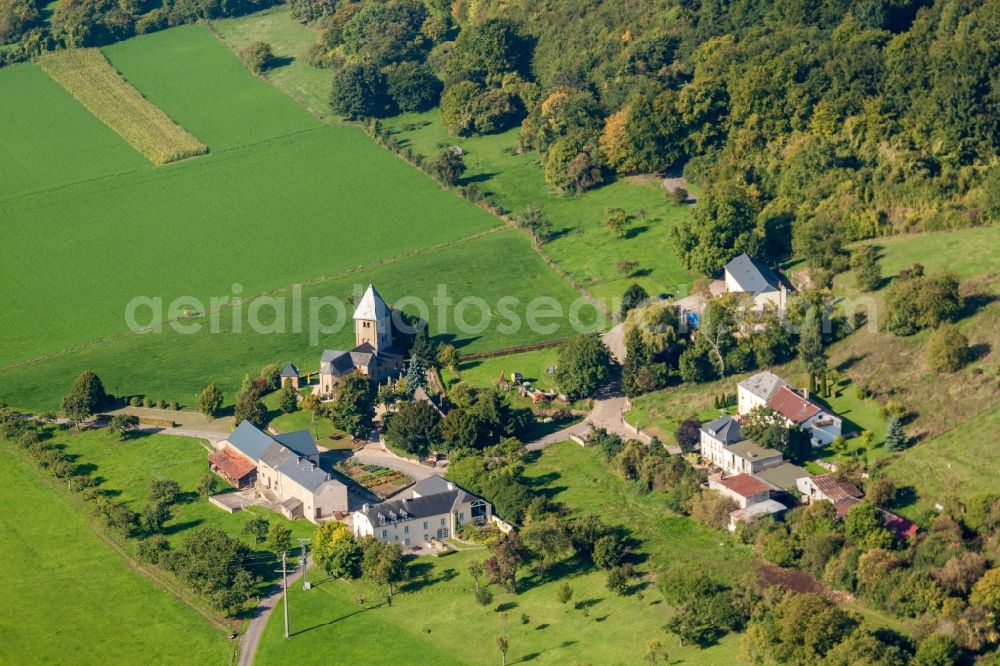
[0, 63, 148, 200]
[39, 48, 207, 164]
[102, 26, 321, 152]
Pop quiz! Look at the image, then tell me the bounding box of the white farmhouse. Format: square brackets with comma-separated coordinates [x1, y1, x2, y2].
[724, 254, 789, 311]
[352, 475, 492, 550]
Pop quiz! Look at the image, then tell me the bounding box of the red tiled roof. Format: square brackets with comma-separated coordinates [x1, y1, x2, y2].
[833, 497, 861, 519]
[717, 474, 771, 498]
[811, 475, 862, 502]
[209, 448, 256, 481]
[767, 386, 822, 424]
[883, 511, 919, 540]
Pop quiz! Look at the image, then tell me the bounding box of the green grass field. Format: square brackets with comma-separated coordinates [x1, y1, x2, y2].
[0, 444, 232, 665]
[456, 347, 562, 392]
[103, 25, 320, 151]
[212, 9, 334, 122]
[0, 63, 146, 199]
[50, 428, 314, 547]
[40, 48, 207, 164]
[383, 114, 696, 303]
[0, 230, 584, 411]
[208, 8, 696, 305]
[256, 441, 748, 665]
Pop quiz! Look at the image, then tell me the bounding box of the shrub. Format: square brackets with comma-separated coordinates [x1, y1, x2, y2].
[606, 564, 632, 595]
[669, 186, 688, 204]
[474, 586, 493, 606]
[142, 397, 152, 408]
[240, 41, 272, 74]
[157, 399, 167, 409]
[926, 323, 970, 373]
[129, 396, 141, 407]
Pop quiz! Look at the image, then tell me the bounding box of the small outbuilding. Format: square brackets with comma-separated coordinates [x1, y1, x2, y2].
[280, 362, 301, 389]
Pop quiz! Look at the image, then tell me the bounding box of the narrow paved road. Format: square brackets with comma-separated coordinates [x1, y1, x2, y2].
[238, 564, 302, 666]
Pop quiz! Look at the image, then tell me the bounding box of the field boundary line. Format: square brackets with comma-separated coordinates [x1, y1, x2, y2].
[0, 226, 505, 374]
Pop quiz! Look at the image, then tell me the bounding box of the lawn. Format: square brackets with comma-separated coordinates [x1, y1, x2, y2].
[522, 442, 752, 579]
[0, 63, 146, 200]
[0, 230, 584, 412]
[0, 444, 232, 665]
[256, 440, 749, 665]
[102, 25, 321, 151]
[455, 347, 562, 392]
[52, 427, 314, 547]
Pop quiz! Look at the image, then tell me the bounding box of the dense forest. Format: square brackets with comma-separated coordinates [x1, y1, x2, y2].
[2, 0, 997, 278]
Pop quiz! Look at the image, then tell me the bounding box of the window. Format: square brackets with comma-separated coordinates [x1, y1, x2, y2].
[381, 530, 388, 538]
[440, 518, 446, 526]
[403, 525, 409, 534]
[422, 521, 428, 529]
[423, 534, 429, 542]
[458, 512, 464, 521]
[403, 538, 410, 547]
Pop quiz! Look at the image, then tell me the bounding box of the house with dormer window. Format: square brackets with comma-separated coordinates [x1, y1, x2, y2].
[351, 475, 492, 549]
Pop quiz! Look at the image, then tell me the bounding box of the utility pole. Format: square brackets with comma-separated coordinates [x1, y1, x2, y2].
[281, 550, 289, 639]
[299, 538, 311, 591]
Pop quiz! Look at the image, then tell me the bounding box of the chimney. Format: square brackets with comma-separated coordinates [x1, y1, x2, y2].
[803, 387, 809, 401]
[362, 503, 370, 511]
[447, 482, 455, 491]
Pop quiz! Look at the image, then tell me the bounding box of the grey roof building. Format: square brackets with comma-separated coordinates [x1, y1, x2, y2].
[352, 476, 493, 550]
[724, 254, 781, 294]
[738, 370, 787, 403]
[319, 284, 404, 394]
[218, 421, 347, 523]
[701, 415, 742, 445]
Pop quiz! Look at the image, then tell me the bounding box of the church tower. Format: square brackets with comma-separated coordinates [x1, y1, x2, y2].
[353, 284, 392, 352]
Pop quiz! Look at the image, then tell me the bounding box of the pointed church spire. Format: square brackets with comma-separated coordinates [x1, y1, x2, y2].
[353, 284, 390, 321]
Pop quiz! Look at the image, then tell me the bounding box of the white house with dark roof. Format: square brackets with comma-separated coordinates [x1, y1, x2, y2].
[215, 421, 347, 523]
[319, 284, 405, 396]
[724, 254, 789, 311]
[700, 415, 744, 465]
[352, 475, 491, 549]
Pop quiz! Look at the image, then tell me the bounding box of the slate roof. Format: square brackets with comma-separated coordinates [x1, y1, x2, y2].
[260, 442, 293, 469]
[357, 488, 475, 525]
[716, 474, 771, 498]
[354, 284, 390, 321]
[768, 386, 822, 425]
[755, 462, 810, 492]
[701, 415, 743, 444]
[408, 474, 454, 498]
[273, 430, 319, 459]
[281, 362, 300, 377]
[320, 343, 377, 377]
[725, 254, 781, 294]
[739, 371, 787, 402]
[226, 420, 278, 463]
[275, 455, 334, 492]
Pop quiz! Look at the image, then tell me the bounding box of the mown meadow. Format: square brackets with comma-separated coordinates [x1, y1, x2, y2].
[0, 444, 233, 665]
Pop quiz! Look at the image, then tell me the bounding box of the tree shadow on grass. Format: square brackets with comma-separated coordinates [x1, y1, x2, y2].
[162, 518, 203, 536]
[458, 172, 498, 185]
[400, 564, 457, 592]
[622, 225, 649, 240]
[270, 55, 294, 68]
[292, 601, 388, 637]
[495, 601, 518, 612]
[959, 292, 997, 322]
